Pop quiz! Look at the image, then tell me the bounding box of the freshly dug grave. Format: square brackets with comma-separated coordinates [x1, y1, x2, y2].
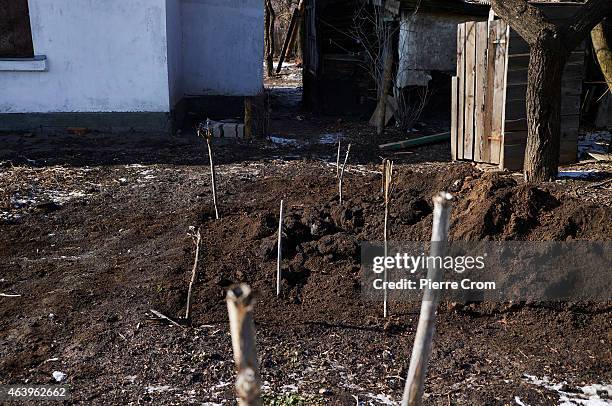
[0, 157, 610, 405]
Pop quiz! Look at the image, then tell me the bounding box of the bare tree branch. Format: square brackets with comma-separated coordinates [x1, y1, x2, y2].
[490, 0, 555, 46]
[561, 0, 612, 53]
[492, 0, 612, 53]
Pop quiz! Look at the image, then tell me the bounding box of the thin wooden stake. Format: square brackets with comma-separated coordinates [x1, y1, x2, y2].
[336, 141, 341, 179]
[277, 200, 284, 296]
[401, 192, 453, 406]
[0, 293, 21, 297]
[149, 309, 185, 329]
[339, 144, 352, 204]
[382, 159, 394, 318]
[207, 139, 220, 219]
[185, 227, 202, 321]
[227, 284, 262, 406]
[201, 119, 220, 220]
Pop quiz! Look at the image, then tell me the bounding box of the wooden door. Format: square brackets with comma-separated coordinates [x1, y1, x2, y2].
[452, 19, 509, 166]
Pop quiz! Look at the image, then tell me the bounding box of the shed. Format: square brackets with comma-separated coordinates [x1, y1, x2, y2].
[303, 0, 490, 115]
[451, 3, 585, 170]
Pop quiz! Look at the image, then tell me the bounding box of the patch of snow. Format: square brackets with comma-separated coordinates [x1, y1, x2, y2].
[125, 375, 138, 383]
[52, 371, 66, 382]
[557, 170, 599, 180]
[270, 136, 300, 146]
[581, 384, 612, 398]
[137, 176, 157, 183]
[365, 393, 396, 405]
[145, 385, 175, 394]
[51, 256, 82, 261]
[523, 374, 612, 405]
[10, 195, 36, 208]
[318, 132, 344, 145]
[138, 170, 158, 182]
[515, 396, 530, 406]
[280, 384, 299, 393]
[49, 190, 86, 204]
[0, 212, 21, 221]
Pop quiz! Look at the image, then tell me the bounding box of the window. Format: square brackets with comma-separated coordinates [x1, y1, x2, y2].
[0, 0, 34, 58]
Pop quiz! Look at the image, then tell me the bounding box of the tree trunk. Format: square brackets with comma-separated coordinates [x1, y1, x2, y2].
[265, 2, 271, 76]
[244, 94, 268, 139]
[245, 97, 253, 139]
[264, 0, 275, 77]
[376, 36, 395, 136]
[524, 41, 565, 182]
[591, 19, 612, 94]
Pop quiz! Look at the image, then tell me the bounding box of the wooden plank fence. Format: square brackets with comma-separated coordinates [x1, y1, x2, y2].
[452, 13, 584, 171]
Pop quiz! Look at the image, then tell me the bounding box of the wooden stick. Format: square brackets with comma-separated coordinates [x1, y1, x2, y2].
[185, 228, 202, 321]
[245, 98, 254, 139]
[197, 120, 220, 216]
[150, 309, 185, 328]
[378, 132, 451, 150]
[0, 293, 21, 298]
[275, 0, 304, 74]
[339, 144, 352, 204]
[382, 159, 394, 318]
[226, 284, 262, 406]
[207, 138, 220, 220]
[277, 200, 284, 296]
[401, 192, 453, 406]
[337, 142, 342, 178]
[586, 177, 612, 189]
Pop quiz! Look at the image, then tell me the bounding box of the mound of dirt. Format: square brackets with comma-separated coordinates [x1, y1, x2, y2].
[451, 173, 611, 241]
[178, 165, 611, 328]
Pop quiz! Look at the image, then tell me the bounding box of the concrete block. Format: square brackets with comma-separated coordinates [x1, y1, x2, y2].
[207, 120, 245, 139]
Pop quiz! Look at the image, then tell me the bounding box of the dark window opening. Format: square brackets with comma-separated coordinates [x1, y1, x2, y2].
[0, 0, 34, 58]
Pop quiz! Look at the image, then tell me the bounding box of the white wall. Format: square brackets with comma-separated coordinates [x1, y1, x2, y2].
[181, 0, 264, 97]
[0, 0, 171, 113]
[397, 13, 483, 87]
[0, 0, 265, 115]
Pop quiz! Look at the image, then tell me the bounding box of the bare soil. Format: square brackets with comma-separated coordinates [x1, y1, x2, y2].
[0, 73, 611, 405]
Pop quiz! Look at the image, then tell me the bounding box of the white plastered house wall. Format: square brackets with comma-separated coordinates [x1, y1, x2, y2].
[0, 0, 264, 132]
